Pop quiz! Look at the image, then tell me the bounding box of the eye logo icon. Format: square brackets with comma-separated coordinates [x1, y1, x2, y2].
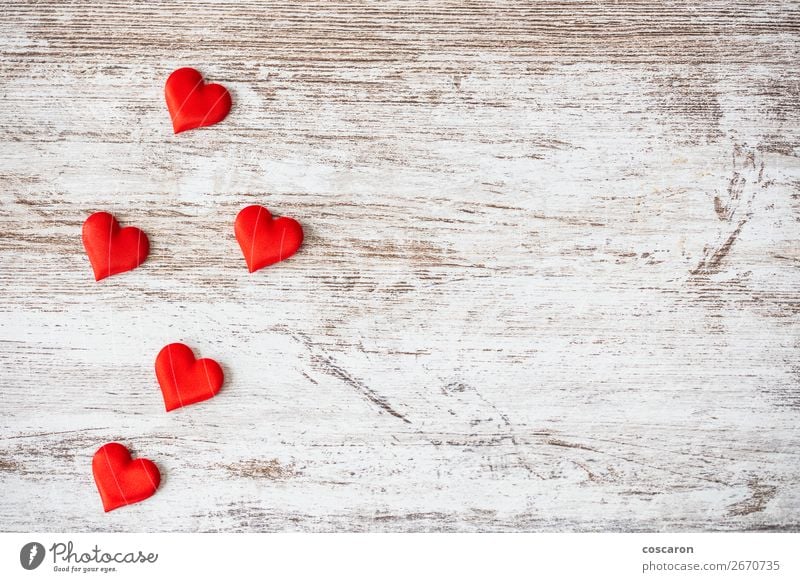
[20, 542, 45, 570]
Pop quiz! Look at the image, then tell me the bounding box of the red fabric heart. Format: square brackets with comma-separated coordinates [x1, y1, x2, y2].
[92, 443, 160, 512]
[165, 67, 232, 134]
[234, 205, 304, 272]
[82, 212, 149, 281]
[155, 343, 224, 412]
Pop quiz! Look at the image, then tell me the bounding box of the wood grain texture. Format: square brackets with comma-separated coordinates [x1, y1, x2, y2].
[1, 0, 799, 532]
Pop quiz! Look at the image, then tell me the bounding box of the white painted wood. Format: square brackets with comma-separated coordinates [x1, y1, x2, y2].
[1, 0, 799, 531]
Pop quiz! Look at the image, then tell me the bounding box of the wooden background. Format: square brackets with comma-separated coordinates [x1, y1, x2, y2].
[1, 1, 799, 532]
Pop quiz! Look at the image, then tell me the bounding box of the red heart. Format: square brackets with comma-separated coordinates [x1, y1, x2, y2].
[234, 205, 304, 272]
[92, 443, 160, 512]
[155, 343, 224, 412]
[165, 67, 231, 134]
[82, 212, 149, 281]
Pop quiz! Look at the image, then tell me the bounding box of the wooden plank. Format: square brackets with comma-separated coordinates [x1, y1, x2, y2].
[1, 0, 799, 531]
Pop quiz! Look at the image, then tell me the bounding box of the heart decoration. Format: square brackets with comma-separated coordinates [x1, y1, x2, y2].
[155, 343, 224, 412]
[84, 69, 310, 512]
[92, 443, 161, 512]
[82, 211, 149, 281]
[234, 205, 304, 272]
[165, 67, 232, 134]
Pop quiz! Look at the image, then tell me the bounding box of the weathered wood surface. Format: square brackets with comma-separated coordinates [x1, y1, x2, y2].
[1, 1, 799, 532]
